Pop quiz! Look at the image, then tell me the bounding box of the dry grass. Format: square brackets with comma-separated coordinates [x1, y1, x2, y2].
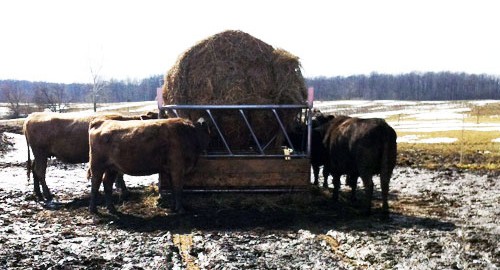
[468, 103, 500, 124]
[397, 130, 500, 171]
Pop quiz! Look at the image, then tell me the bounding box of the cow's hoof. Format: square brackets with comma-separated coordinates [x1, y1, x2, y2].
[157, 197, 170, 208]
[107, 206, 119, 215]
[43, 200, 62, 210]
[175, 207, 186, 215]
[41, 192, 54, 202]
[89, 206, 99, 214]
[119, 190, 131, 201]
[380, 211, 390, 220]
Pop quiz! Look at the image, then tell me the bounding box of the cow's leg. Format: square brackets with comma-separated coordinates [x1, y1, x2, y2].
[312, 164, 320, 186]
[157, 171, 172, 208]
[89, 168, 104, 214]
[322, 167, 330, 188]
[114, 173, 130, 200]
[169, 169, 185, 214]
[331, 173, 341, 203]
[103, 170, 118, 214]
[347, 174, 358, 202]
[360, 174, 374, 215]
[32, 156, 53, 201]
[31, 159, 43, 201]
[380, 171, 391, 217]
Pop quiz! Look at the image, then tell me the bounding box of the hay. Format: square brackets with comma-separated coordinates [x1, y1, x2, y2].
[162, 30, 307, 150]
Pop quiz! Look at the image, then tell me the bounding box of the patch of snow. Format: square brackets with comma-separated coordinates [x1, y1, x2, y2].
[128, 104, 158, 113]
[351, 111, 403, 119]
[492, 138, 500, 143]
[397, 135, 420, 143]
[419, 137, 458, 144]
[397, 135, 458, 144]
[413, 108, 470, 120]
[93, 101, 157, 113]
[314, 100, 371, 107]
[0, 106, 10, 118]
[469, 100, 500, 106]
[2, 132, 29, 164]
[390, 121, 500, 132]
[373, 100, 418, 106]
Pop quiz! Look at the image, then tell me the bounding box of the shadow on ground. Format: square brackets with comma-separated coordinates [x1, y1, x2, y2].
[59, 186, 456, 235]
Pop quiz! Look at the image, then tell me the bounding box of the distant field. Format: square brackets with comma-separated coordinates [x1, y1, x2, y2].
[315, 100, 500, 132]
[2, 100, 499, 171]
[315, 100, 500, 171]
[0, 101, 158, 124]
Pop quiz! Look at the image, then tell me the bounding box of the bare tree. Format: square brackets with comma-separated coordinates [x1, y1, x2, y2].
[34, 84, 67, 112]
[1, 83, 25, 118]
[90, 64, 106, 112]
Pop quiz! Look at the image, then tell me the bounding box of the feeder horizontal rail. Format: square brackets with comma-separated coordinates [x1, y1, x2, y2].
[162, 104, 308, 110]
[178, 188, 309, 193]
[200, 154, 309, 158]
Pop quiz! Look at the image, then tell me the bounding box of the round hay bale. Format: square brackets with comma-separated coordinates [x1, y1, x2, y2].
[162, 30, 307, 151]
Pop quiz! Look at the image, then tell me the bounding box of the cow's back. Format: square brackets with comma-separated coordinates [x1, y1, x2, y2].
[350, 118, 397, 175]
[24, 112, 94, 163]
[323, 116, 356, 174]
[89, 118, 200, 176]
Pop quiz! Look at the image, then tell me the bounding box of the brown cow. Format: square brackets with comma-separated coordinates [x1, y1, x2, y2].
[23, 111, 158, 201]
[319, 115, 397, 216]
[88, 117, 210, 214]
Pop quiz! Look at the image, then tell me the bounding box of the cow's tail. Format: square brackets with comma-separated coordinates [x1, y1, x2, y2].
[381, 127, 397, 175]
[379, 124, 397, 214]
[25, 135, 32, 184]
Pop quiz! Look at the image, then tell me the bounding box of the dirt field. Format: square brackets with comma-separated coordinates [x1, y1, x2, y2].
[0, 124, 499, 269]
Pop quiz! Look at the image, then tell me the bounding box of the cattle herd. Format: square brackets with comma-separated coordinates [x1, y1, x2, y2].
[23, 112, 158, 202]
[22, 109, 396, 217]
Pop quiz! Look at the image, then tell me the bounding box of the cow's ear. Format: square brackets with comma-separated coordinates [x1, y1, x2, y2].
[197, 117, 205, 124]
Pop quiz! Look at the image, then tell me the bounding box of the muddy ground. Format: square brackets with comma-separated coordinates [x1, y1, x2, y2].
[0, 128, 499, 269]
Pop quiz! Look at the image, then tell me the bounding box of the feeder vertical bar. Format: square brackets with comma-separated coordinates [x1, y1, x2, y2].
[272, 109, 295, 151]
[205, 109, 233, 155]
[239, 109, 264, 154]
[307, 87, 314, 158]
[306, 108, 312, 158]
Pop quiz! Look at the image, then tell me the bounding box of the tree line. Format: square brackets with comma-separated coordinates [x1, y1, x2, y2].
[0, 76, 162, 118]
[308, 72, 500, 100]
[1, 71, 499, 118]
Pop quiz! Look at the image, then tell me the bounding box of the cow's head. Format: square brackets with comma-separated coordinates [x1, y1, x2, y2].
[195, 117, 211, 154]
[312, 111, 334, 128]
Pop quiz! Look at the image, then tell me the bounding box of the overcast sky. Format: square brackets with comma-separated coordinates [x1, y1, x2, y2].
[1, 0, 499, 84]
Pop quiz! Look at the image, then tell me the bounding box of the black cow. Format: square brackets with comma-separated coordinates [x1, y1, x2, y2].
[310, 113, 334, 187]
[318, 115, 397, 216]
